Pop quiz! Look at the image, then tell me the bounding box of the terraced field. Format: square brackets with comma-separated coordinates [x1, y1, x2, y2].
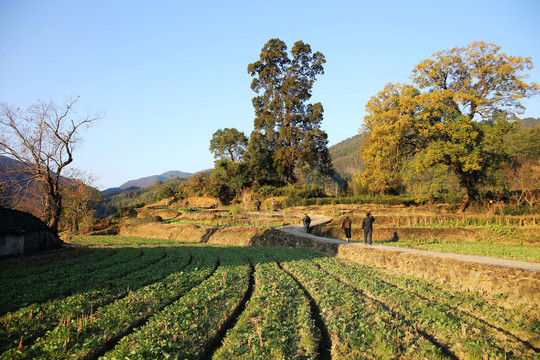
[1, 236, 538, 359]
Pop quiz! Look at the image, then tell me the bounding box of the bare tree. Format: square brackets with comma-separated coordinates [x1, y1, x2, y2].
[0, 97, 102, 233]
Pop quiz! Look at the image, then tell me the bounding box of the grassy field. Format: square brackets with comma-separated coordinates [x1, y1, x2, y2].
[1, 235, 539, 359]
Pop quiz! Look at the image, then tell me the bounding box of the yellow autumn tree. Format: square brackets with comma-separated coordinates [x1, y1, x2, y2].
[361, 42, 539, 210]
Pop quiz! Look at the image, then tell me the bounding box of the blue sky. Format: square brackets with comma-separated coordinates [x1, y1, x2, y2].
[1, 0, 539, 189]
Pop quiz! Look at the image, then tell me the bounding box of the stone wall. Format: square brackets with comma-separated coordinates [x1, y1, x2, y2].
[23, 231, 61, 254]
[335, 245, 540, 307]
[251, 229, 339, 255]
[254, 229, 540, 307]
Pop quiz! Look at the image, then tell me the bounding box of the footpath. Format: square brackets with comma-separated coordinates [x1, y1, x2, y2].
[272, 215, 540, 306]
[280, 215, 540, 273]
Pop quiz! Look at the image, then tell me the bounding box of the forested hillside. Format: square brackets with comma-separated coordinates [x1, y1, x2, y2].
[328, 134, 365, 179]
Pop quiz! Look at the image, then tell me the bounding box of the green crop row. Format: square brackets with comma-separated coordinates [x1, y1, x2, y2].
[315, 257, 538, 359]
[215, 258, 319, 359]
[70, 235, 188, 248]
[6, 247, 217, 359]
[278, 253, 448, 359]
[0, 248, 104, 282]
[0, 248, 191, 355]
[1, 237, 538, 359]
[0, 248, 165, 315]
[103, 248, 251, 359]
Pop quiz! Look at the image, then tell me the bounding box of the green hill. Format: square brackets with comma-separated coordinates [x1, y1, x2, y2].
[328, 134, 365, 180]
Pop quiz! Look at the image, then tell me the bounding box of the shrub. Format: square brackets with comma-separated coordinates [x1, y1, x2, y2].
[282, 194, 419, 208]
[258, 185, 283, 197]
[499, 203, 540, 215]
[157, 186, 175, 201]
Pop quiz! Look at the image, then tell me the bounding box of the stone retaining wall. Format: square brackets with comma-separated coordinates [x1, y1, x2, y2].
[253, 229, 540, 307]
[335, 245, 540, 307]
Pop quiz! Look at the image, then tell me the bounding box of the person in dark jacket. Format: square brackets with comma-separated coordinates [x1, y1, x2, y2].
[342, 215, 352, 242]
[362, 211, 376, 245]
[302, 214, 311, 233]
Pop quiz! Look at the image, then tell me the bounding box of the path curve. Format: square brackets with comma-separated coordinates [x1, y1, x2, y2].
[279, 215, 540, 274]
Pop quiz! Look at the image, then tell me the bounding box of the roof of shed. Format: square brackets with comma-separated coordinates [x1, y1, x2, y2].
[0, 206, 51, 234]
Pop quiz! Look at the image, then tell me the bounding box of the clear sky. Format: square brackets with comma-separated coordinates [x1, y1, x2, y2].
[1, 0, 539, 189]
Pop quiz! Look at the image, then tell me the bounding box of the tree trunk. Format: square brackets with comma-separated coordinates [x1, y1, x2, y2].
[43, 183, 62, 235]
[458, 192, 470, 212]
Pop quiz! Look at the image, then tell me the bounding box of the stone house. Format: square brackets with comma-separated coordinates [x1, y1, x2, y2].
[0, 206, 61, 256]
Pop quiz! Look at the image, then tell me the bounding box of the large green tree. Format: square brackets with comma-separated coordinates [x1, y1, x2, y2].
[361, 42, 539, 210]
[248, 38, 332, 184]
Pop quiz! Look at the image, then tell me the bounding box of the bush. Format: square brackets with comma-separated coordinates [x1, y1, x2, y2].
[285, 184, 326, 199]
[282, 194, 419, 208]
[499, 203, 540, 215]
[257, 185, 284, 197]
[157, 186, 175, 201]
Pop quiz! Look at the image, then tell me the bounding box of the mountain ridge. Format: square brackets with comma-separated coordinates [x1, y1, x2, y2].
[103, 170, 194, 193]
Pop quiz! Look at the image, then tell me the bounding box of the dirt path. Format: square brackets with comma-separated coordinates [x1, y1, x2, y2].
[279, 215, 540, 274]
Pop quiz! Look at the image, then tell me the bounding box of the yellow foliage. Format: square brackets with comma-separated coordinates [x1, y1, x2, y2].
[361, 41, 539, 198]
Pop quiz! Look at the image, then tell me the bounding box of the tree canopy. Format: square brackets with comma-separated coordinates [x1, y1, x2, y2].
[361, 42, 539, 210]
[209, 128, 248, 162]
[247, 38, 333, 184]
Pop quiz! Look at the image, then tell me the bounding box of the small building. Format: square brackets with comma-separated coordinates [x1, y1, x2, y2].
[0, 206, 61, 256]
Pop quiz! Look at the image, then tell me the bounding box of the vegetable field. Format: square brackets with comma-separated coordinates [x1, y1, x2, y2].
[1, 236, 539, 359]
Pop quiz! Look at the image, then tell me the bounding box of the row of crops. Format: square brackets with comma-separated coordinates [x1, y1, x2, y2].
[1, 235, 539, 359]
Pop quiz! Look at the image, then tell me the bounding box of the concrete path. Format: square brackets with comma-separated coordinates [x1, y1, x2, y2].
[280, 215, 540, 274]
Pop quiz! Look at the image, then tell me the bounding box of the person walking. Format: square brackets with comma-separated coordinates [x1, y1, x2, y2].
[255, 199, 261, 212]
[362, 211, 376, 245]
[341, 215, 352, 243]
[302, 214, 311, 233]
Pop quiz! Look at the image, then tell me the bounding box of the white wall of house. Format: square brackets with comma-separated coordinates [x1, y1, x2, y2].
[0, 234, 25, 256]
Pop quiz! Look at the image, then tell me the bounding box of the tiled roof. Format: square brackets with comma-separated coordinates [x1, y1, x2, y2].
[0, 206, 50, 234]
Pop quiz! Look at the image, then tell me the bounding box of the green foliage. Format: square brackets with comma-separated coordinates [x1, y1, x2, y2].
[401, 158, 461, 203]
[157, 186, 175, 201]
[256, 185, 284, 197]
[506, 121, 540, 162]
[1, 237, 538, 359]
[329, 134, 365, 179]
[283, 194, 419, 208]
[209, 128, 248, 162]
[361, 42, 539, 210]
[209, 159, 250, 204]
[244, 131, 276, 185]
[284, 184, 326, 199]
[499, 203, 540, 216]
[248, 38, 332, 184]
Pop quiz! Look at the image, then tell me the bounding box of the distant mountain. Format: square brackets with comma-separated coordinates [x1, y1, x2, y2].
[0, 155, 27, 183]
[519, 117, 540, 128]
[104, 170, 194, 193]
